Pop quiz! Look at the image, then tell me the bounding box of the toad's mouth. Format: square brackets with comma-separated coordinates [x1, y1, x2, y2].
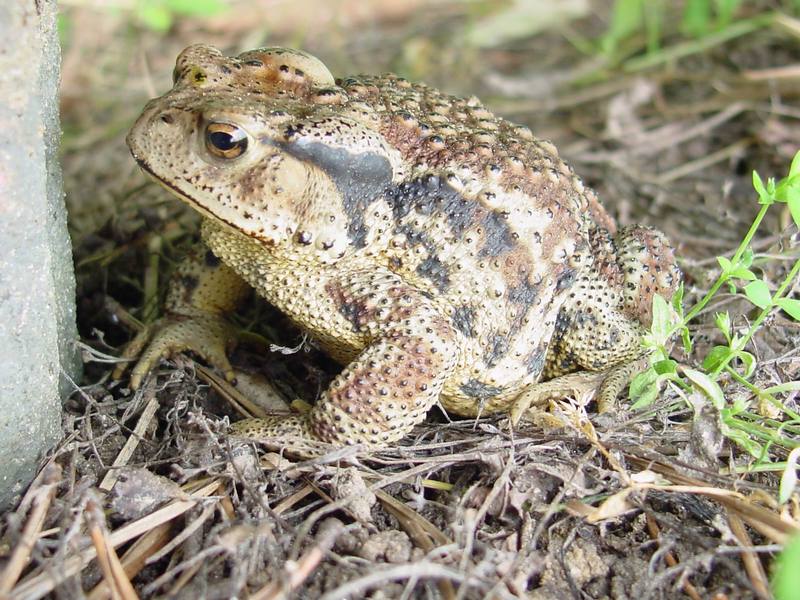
[132, 154, 209, 215]
[131, 154, 261, 243]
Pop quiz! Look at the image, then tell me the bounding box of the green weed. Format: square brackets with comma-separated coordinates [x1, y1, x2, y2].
[133, 0, 228, 32]
[773, 532, 800, 600]
[600, 0, 797, 63]
[632, 150, 800, 459]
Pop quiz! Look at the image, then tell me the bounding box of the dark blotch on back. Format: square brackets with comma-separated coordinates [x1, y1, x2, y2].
[179, 275, 199, 305]
[477, 210, 516, 257]
[387, 176, 518, 261]
[556, 268, 577, 291]
[525, 343, 547, 376]
[180, 275, 199, 292]
[416, 255, 449, 291]
[506, 278, 542, 329]
[451, 305, 477, 338]
[392, 221, 451, 291]
[387, 175, 476, 235]
[386, 175, 524, 291]
[483, 334, 509, 367]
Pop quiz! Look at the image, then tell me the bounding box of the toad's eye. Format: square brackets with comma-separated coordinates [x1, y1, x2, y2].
[205, 123, 248, 159]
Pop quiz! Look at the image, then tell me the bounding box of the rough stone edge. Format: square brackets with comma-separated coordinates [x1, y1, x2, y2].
[0, 0, 81, 510]
[43, 1, 82, 399]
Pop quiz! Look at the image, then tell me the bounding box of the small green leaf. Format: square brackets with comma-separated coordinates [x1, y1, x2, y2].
[714, 311, 731, 341]
[601, 0, 645, 54]
[789, 194, 800, 229]
[767, 177, 777, 196]
[714, 0, 742, 26]
[774, 534, 800, 600]
[166, 0, 226, 16]
[741, 247, 754, 268]
[653, 359, 677, 376]
[684, 367, 725, 409]
[730, 395, 750, 414]
[744, 280, 773, 309]
[629, 367, 660, 409]
[57, 13, 72, 46]
[643, 0, 663, 53]
[682, 0, 711, 36]
[777, 173, 800, 224]
[720, 423, 763, 457]
[790, 150, 800, 179]
[776, 298, 800, 321]
[717, 256, 732, 272]
[137, 3, 172, 31]
[752, 170, 770, 203]
[775, 174, 800, 203]
[671, 283, 685, 316]
[650, 294, 671, 341]
[702, 345, 731, 372]
[735, 350, 756, 379]
[729, 266, 757, 281]
[681, 326, 692, 354]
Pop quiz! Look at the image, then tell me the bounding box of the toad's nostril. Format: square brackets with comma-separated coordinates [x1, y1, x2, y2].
[160, 113, 175, 124]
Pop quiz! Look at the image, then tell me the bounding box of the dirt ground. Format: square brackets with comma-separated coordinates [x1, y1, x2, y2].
[3, 1, 800, 598]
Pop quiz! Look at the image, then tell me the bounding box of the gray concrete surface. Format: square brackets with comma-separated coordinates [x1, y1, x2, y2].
[0, 0, 81, 509]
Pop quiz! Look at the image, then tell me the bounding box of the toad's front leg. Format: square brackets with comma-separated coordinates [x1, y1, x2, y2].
[231, 283, 460, 455]
[114, 244, 250, 388]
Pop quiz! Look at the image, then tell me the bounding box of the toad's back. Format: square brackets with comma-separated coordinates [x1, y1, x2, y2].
[314, 72, 621, 411]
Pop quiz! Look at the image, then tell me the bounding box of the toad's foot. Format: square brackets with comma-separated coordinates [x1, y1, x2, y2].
[114, 311, 239, 389]
[230, 415, 343, 459]
[509, 356, 649, 425]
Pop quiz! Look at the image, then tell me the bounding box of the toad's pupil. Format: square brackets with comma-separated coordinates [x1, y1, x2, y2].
[209, 131, 238, 150]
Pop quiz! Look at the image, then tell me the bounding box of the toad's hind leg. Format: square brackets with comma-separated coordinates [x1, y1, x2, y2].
[509, 306, 648, 425]
[511, 225, 680, 423]
[230, 276, 460, 457]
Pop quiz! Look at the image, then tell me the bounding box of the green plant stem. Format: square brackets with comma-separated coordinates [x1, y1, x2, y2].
[726, 367, 800, 423]
[623, 13, 773, 72]
[736, 412, 800, 436]
[726, 461, 792, 474]
[764, 381, 800, 394]
[725, 417, 796, 448]
[683, 202, 772, 324]
[711, 257, 800, 378]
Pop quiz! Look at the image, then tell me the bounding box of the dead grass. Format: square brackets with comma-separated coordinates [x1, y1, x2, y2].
[2, 1, 799, 598]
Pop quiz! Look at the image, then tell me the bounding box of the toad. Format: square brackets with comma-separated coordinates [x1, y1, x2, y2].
[121, 45, 680, 455]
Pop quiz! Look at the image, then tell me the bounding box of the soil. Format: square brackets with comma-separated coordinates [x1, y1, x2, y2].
[3, 1, 799, 598]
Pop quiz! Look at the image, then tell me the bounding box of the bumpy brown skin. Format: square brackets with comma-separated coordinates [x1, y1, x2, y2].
[125, 45, 681, 455]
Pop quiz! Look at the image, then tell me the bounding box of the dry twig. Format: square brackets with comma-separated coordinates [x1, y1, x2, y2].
[11, 479, 221, 600]
[86, 498, 139, 600]
[727, 510, 770, 599]
[87, 523, 173, 600]
[248, 519, 343, 600]
[99, 394, 159, 492]
[0, 464, 61, 597]
[645, 514, 703, 600]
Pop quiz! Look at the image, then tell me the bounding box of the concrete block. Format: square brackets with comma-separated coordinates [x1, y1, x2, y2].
[0, 0, 81, 509]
